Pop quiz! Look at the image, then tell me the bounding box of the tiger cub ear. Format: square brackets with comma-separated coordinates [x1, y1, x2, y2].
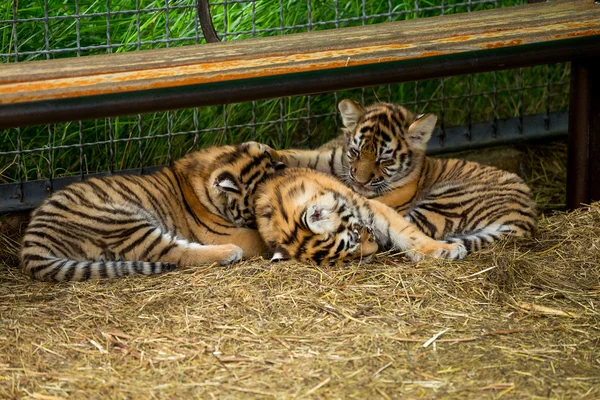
[303, 204, 335, 235]
[214, 172, 241, 194]
[270, 246, 290, 263]
[407, 113, 437, 150]
[338, 99, 365, 132]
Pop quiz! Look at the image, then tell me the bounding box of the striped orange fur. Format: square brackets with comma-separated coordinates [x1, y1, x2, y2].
[21, 142, 281, 281]
[277, 100, 537, 252]
[254, 168, 467, 264]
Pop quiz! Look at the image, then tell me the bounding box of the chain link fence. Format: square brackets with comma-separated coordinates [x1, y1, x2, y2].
[0, 0, 570, 212]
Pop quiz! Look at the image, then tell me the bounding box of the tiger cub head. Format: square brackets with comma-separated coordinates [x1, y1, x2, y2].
[179, 141, 285, 228]
[256, 179, 378, 265]
[338, 99, 437, 197]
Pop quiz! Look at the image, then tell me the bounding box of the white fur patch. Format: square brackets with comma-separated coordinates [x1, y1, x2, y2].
[216, 178, 239, 192]
[306, 204, 335, 235]
[270, 252, 285, 262]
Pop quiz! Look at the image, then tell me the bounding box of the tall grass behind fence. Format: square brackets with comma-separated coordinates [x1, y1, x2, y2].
[0, 0, 570, 185]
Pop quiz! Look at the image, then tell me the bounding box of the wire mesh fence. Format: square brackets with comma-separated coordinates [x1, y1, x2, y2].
[0, 0, 570, 211]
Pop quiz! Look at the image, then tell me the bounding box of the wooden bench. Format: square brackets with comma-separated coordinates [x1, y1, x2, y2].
[0, 0, 599, 210]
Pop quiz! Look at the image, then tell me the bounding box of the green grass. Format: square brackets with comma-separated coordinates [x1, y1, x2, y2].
[0, 0, 570, 184]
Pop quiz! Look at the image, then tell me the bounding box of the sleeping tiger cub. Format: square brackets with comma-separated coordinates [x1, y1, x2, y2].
[254, 168, 467, 264]
[277, 100, 537, 252]
[22, 139, 465, 282]
[20, 142, 279, 282]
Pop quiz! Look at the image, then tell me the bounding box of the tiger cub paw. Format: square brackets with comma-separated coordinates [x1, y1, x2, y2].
[217, 244, 244, 265]
[405, 242, 467, 261]
[404, 250, 426, 262]
[432, 242, 467, 260]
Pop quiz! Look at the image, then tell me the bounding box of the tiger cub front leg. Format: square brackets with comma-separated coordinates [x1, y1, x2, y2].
[190, 227, 268, 258]
[367, 199, 467, 261]
[127, 230, 243, 266]
[176, 242, 243, 266]
[213, 228, 268, 258]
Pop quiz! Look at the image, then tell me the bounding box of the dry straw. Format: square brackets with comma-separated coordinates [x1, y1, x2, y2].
[1, 144, 598, 398]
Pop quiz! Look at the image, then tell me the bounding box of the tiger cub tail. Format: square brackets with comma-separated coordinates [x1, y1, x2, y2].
[21, 254, 176, 282]
[438, 223, 534, 252]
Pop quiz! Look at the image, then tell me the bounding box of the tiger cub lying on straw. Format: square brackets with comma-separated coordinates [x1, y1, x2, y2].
[21, 142, 277, 282]
[21, 141, 465, 282]
[254, 167, 467, 264]
[277, 100, 538, 252]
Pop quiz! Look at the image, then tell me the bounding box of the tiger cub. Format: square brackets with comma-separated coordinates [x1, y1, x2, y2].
[254, 168, 467, 264]
[277, 100, 537, 252]
[21, 142, 281, 282]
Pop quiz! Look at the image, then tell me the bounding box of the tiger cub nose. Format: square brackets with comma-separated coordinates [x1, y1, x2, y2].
[355, 172, 374, 185]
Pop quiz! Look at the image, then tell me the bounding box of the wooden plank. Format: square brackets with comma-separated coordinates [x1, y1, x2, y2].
[0, 0, 598, 106]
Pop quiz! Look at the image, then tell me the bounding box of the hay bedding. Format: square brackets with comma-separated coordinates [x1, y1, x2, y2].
[1, 205, 598, 400]
[1, 207, 599, 397]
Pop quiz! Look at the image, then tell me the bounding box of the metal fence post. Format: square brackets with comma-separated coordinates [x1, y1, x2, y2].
[567, 58, 600, 210]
